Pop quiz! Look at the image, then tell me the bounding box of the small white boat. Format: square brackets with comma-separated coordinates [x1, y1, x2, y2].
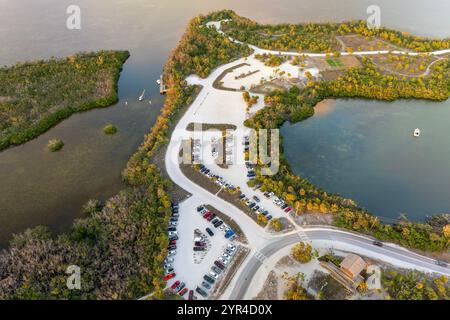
[124, 101, 128, 106]
[139, 89, 146, 101]
[156, 79, 161, 85]
[413, 128, 421, 137]
[148, 100, 152, 105]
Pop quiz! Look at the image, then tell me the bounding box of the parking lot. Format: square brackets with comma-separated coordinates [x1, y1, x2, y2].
[163, 195, 239, 299]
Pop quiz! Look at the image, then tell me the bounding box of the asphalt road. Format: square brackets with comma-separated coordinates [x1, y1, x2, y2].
[229, 228, 450, 299]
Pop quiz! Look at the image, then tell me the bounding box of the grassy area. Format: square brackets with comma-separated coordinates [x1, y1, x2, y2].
[0, 50, 129, 150]
[326, 58, 343, 67]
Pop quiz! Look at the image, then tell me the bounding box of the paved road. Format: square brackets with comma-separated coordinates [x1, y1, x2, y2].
[229, 228, 450, 299]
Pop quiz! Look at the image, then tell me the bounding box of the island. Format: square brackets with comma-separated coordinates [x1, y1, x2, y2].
[0, 50, 129, 150]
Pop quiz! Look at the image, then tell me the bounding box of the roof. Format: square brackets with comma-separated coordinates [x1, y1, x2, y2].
[340, 254, 367, 278]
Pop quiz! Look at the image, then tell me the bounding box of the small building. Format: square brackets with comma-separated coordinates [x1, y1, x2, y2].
[340, 254, 367, 279]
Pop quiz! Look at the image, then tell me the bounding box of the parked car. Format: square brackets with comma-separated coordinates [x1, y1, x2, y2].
[164, 263, 173, 269]
[168, 231, 177, 237]
[210, 271, 219, 279]
[211, 266, 222, 274]
[252, 205, 259, 212]
[266, 215, 273, 220]
[169, 240, 177, 246]
[214, 260, 225, 270]
[194, 247, 206, 252]
[206, 228, 214, 237]
[203, 275, 215, 284]
[248, 202, 256, 209]
[164, 257, 174, 264]
[213, 220, 223, 228]
[196, 287, 208, 298]
[167, 245, 177, 251]
[239, 194, 246, 200]
[169, 221, 178, 226]
[169, 235, 179, 241]
[177, 282, 186, 292]
[188, 290, 195, 300]
[211, 218, 219, 225]
[197, 205, 205, 212]
[163, 273, 175, 281]
[252, 195, 260, 202]
[225, 230, 235, 239]
[202, 281, 211, 290]
[284, 207, 292, 213]
[179, 288, 188, 296]
[194, 241, 205, 247]
[171, 280, 180, 290]
[207, 214, 216, 222]
[165, 267, 174, 275]
[168, 250, 177, 256]
[167, 227, 176, 232]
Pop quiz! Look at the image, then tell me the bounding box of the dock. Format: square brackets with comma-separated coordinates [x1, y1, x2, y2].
[159, 75, 169, 94]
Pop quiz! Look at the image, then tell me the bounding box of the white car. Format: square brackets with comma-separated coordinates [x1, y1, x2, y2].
[210, 271, 219, 279]
[164, 263, 173, 269]
[168, 250, 177, 256]
[170, 221, 178, 226]
[168, 231, 178, 237]
[219, 257, 229, 265]
[219, 225, 226, 232]
[164, 257, 174, 264]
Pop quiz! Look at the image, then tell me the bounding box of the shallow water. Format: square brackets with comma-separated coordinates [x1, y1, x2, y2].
[0, 0, 449, 245]
[282, 99, 450, 221]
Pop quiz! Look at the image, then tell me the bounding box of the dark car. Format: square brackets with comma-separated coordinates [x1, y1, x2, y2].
[167, 227, 176, 232]
[435, 260, 448, 267]
[170, 217, 178, 222]
[196, 287, 208, 298]
[172, 213, 179, 218]
[167, 245, 177, 251]
[197, 205, 205, 212]
[193, 247, 206, 252]
[201, 281, 211, 290]
[373, 240, 383, 247]
[266, 215, 272, 220]
[206, 228, 214, 237]
[195, 241, 205, 247]
[214, 260, 225, 270]
[281, 204, 288, 210]
[252, 196, 260, 202]
[248, 202, 256, 209]
[188, 290, 195, 300]
[252, 205, 259, 212]
[213, 220, 223, 228]
[211, 218, 219, 225]
[203, 275, 215, 284]
[239, 194, 246, 200]
[169, 235, 179, 241]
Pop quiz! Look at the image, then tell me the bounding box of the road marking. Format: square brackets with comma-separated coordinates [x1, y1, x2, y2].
[254, 250, 266, 263]
[297, 229, 309, 242]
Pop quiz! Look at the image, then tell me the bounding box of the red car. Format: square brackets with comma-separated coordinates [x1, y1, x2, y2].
[171, 280, 180, 290]
[163, 273, 176, 281]
[284, 207, 292, 213]
[203, 212, 212, 219]
[169, 240, 177, 245]
[179, 288, 188, 296]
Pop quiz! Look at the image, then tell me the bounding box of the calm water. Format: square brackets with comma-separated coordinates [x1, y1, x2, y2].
[282, 99, 450, 221]
[0, 0, 449, 246]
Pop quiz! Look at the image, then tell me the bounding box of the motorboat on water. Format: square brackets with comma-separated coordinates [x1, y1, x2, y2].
[139, 89, 146, 101]
[156, 79, 161, 85]
[413, 128, 421, 137]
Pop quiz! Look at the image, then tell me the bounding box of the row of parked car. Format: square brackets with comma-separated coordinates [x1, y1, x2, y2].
[198, 164, 237, 191]
[263, 191, 292, 213]
[196, 205, 236, 240]
[163, 202, 180, 283]
[243, 136, 256, 179]
[239, 192, 273, 221]
[195, 243, 237, 298]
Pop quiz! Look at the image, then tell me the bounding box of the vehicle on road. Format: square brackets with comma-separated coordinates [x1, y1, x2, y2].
[373, 240, 383, 247]
[436, 260, 449, 267]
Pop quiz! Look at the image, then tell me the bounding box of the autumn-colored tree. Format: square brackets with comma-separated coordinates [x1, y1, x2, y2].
[291, 242, 313, 263]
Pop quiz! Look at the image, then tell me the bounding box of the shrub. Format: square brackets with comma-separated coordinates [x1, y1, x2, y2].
[291, 241, 313, 263]
[103, 123, 118, 135]
[47, 139, 64, 152]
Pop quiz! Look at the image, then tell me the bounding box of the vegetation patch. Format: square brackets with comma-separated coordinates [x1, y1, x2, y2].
[103, 123, 118, 135]
[0, 51, 129, 151]
[47, 139, 64, 152]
